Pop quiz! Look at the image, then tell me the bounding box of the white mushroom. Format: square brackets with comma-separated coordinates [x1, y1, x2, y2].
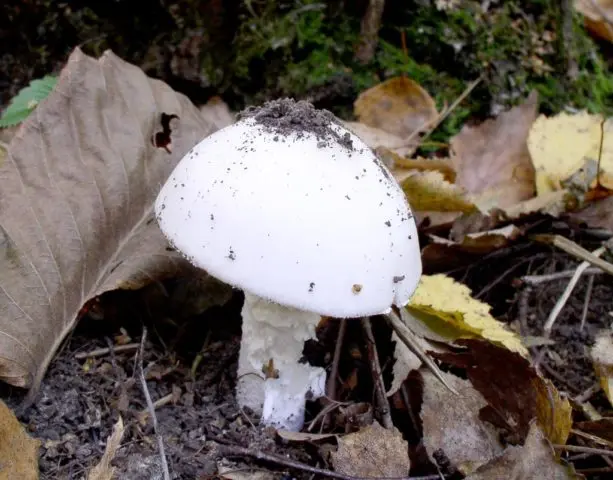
[154, 99, 421, 431]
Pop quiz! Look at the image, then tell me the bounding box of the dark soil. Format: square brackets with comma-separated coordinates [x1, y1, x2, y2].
[4, 289, 319, 480]
[0, 236, 610, 479]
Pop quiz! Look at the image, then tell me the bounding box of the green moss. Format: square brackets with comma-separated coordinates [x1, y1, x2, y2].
[4, 0, 613, 144]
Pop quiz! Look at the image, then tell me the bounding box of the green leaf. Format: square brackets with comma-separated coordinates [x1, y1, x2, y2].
[0, 75, 58, 128]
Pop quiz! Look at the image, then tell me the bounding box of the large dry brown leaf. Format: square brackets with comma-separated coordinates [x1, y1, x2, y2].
[330, 421, 410, 477]
[354, 77, 438, 139]
[465, 424, 576, 480]
[420, 369, 503, 475]
[450, 92, 538, 211]
[0, 48, 219, 391]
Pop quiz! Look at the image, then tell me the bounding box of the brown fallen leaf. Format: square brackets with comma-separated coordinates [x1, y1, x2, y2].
[465, 423, 577, 480]
[0, 48, 220, 390]
[568, 195, 613, 231]
[576, 0, 613, 43]
[354, 77, 438, 139]
[198, 95, 235, 130]
[87, 416, 125, 480]
[421, 225, 522, 272]
[377, 148, 457, 182]
[420, 369, 504, 475]
[0, 400, 40, 480]
[450, 91, 538, 211]
[431, 339, 572, 446]
[330, 421, 410, 477]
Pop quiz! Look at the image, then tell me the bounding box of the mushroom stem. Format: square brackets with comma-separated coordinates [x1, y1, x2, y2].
[236, 292, 327, 431]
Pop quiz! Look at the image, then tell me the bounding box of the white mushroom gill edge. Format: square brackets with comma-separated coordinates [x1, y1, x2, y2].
[237, 292, 326, 431]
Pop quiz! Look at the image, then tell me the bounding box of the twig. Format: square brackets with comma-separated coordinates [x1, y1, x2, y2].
[532, 235, 613, 276]
[401, 74, 483, 149]
[386, 310, 459, 395]
[0, 140, 9, 152]
[521, 268, 603, 285]
[355, 0, 386, 63]
[75, 343, 140, 359]
[560, 0, 578, 79]
[552, 444, 613, 457]
[137, 328, 170, 480]
[361, 317, 393, 429]
[328, 319, 347, 402]
[574, 383, 600, 404]
[216, 443, 442, 480]
[580, 274, 595, 331]
[319, 318, 348, 431]
[571, 428, 613, 449]
[543, 246, 605, 334]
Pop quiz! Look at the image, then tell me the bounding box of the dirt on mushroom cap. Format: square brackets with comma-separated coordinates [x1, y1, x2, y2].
[238, 98, 355, 152]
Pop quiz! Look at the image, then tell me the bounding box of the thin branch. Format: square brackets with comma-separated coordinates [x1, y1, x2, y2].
[553, 444, 613, 457]
[387, 310, 458, 395]
[361, 317, 393, 429]
[355, 0, 386, 63]
[543, 246, 605, 334]
[580, 274, 594, 331]
[75, 343, 139, 359]
[216, 443, 442, 480]
[521, 268, 603, 285]
[532, 235, 613, 276]
[328, 318, 347, 402]
[401, 74, 483, 149]
[138, 328, 170, 480]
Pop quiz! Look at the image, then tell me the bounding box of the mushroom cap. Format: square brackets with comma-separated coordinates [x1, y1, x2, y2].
[155, 99, 421, 318]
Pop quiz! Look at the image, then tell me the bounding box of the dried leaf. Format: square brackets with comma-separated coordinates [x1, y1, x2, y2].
[576, 0, 613, 43]
[533, 378, 573, 447]
[0, 48, 219, 389]
[354, 77, 438, 139]
[377, 148, 456, 182]
[342, 121, 407, 151]
[408, 275, 528, 356]
[465, 423, 577, 480]
[330, 421, 410, 477]
[421, 369, 503, 475]
[591, 331, 613, 408]
[87, 416, 125, 480]
[394, 170, 476, 213]
[275, 430, 337, 442]
[528, 110, 613, 195]
[198, 95, 235, 130]
[388, 331, 442, 396]
[432, 340, 572, 446]
[451, 91, 538, 210]
[0, 400, 40, 480]
[568, 195, 613, 231]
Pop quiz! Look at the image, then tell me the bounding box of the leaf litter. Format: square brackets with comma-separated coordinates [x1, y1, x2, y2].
[1, 46, 613, 479]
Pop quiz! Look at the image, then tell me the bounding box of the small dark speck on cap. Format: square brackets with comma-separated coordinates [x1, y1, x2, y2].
[308, 282, 315, 292]
[393, 275, 405, 283]
[385, 220, 391, 227]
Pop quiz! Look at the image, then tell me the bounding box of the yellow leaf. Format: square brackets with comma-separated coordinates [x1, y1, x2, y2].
[528, 111, 613, 195]
[591, 332, 613, 408]
[408, 274, 528, 356]
[395, 170, 476, 213]
[354, 77, 438, 139]
[533, 377, 573, 447]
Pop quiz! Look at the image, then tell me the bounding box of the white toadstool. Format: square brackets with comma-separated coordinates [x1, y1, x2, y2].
[154, 98, 422, 431]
